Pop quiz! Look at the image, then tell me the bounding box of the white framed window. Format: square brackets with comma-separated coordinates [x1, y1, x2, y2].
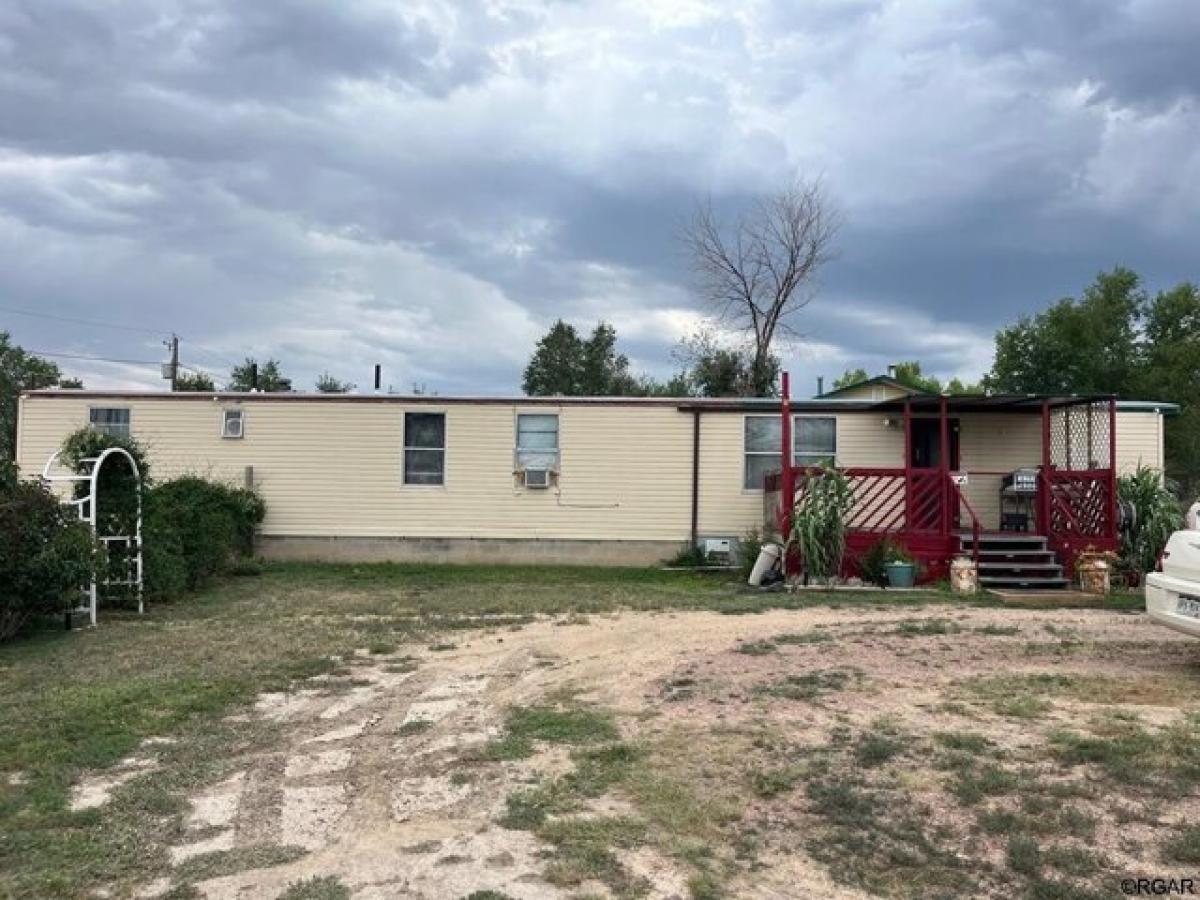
[516, 413, 559, 471]
[89, 407, 130, 437]
[743, 414, 839, 489]
[221, 409, 245, 439]
[794, 415, 837, 468]
[404, 412, 445, 486]
[743, 415, 781, 490]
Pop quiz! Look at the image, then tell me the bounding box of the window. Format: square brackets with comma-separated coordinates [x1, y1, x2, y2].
[516, 414, 559, 470]
[89, 407, 130, 437]
[744, 416, 781, 490]
[403, 412, 445, 485]
[794, 416, 837, 468]
[222, 409, 244, 439]
[743, 415, 839, 489]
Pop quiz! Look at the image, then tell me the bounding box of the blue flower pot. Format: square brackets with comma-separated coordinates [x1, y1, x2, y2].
[885, 561, 916, 588]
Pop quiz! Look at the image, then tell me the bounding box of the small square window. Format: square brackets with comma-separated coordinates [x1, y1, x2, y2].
[222, 409, 244, 439]
[404, 412, 445, 485]
[89, 407, 130, 437]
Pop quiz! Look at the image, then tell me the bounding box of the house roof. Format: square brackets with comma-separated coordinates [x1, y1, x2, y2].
[815, 375, 933, 399]
[21, 388, 1179, 416]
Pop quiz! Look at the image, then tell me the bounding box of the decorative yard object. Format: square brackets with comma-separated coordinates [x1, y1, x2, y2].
[1076, 549, 1113, 595]
[41, 445, 143, 627]
[950, 556, 979, 594]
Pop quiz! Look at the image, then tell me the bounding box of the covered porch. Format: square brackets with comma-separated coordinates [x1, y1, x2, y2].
[768, 391, 1120, 585]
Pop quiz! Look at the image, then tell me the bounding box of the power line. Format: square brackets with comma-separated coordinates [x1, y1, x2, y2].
[0, 305, 171, 336]
[27, 350, 165, 367]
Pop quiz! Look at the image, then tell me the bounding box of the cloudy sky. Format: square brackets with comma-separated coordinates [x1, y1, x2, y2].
[1, 0, 1197, 395]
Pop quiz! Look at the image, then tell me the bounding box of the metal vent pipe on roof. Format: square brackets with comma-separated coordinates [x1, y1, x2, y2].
[373, 364, 381, 393]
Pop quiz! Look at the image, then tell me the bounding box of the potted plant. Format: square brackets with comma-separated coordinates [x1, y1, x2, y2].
[884, 546, 917, 588]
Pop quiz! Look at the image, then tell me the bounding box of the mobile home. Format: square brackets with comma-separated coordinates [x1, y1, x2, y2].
[16, 384, 1175, 582]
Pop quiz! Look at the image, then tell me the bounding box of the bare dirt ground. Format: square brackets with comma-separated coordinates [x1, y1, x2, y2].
[92, 604, 1200, 899]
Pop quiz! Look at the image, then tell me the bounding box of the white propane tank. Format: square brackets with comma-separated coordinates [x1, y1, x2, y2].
[748, 543, 783, 586]
[1187, 500, 1200, 531]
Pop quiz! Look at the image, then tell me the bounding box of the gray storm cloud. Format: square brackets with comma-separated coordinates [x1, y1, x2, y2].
[0, 0, 1196, 392]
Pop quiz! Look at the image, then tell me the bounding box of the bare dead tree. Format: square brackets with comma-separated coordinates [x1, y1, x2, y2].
[681, 176, 839, 395]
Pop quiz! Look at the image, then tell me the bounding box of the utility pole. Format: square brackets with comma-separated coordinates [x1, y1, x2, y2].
[165, 334, 179, 391]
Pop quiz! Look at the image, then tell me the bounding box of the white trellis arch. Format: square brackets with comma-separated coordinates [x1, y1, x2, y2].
[41, 447, 144, 627]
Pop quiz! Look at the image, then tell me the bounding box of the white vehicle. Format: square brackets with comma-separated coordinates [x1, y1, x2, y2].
[1146, 530, 1200, 638]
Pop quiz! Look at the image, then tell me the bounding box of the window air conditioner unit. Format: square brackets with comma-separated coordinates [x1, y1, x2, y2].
[523, 468, 551, 489]
[222, 410, 244, 439]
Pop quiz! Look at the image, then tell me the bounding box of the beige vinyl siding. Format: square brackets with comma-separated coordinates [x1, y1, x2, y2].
[16, 395, 1169, 545]
[1115, 410, 1164, 473]
[17, 396, 695, 542]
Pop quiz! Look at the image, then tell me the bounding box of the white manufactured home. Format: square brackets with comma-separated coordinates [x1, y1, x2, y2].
[17, 383, 1174, 571]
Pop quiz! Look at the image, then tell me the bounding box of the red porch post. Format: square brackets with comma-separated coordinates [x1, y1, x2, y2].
[939, 395, 950, 538]
[1039, 400, 1051, 535]
[1109, 396, 1118, 541]
[903, 399, 912, 531]
[779, 372, 793, 542]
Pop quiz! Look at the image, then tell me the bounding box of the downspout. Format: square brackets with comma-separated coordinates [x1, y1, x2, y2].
[780, 372, 794, 544]
[690, 409, 701, 546]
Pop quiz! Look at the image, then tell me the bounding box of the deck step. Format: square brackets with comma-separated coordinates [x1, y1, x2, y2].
[978, 562, 1062, 572]
[980, 576, 1070, 589]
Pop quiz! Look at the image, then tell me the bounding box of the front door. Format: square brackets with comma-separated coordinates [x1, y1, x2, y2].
[911, 418, 960, 470]
[909, 418, 961, 531]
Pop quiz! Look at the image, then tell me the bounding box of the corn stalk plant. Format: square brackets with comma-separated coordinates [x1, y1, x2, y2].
[791, 464, 855, 582]
[1118, 465, 1181, 577]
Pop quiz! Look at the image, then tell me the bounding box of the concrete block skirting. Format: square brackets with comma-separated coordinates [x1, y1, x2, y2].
[255, 535, 688, 567]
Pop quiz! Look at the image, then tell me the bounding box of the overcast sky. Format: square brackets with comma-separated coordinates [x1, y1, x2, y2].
[1, 0, 1197, 395]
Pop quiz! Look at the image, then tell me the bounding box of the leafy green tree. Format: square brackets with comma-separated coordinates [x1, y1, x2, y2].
[523, 321, 655, 396]
[315, 372, 355, 393]
[831, 368, 869, 391]
[579, 323, 636, 395]
[1, 332, 82, 462]
[674, 330, 778, 397]
[228, 357, 292, 392]
[985, 268, 1145, 395]
[523, 320, 583, 395]
[175, 371, 215, 392]
[985, 269, 1200, 495]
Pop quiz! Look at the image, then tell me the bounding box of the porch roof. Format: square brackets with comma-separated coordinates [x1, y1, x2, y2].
[871, 393, 1116, 414]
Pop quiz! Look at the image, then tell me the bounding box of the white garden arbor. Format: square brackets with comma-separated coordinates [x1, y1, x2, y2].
[41, 447, 144, 627]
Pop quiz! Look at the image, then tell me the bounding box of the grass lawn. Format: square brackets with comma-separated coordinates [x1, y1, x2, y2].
[0, 563, 1157, 899]
[0, 562, 954, 899]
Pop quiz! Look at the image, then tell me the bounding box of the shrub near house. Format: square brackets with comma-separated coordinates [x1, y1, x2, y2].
[0, 462, 96, 640]
[59, 428, 266, 605]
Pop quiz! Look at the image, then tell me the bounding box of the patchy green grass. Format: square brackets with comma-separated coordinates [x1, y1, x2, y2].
[891, 618, 961, 637]
[1048, 715, 1200, 794]
[735, 639, 778, 655]
[772, 630, 835, 645]
[1164, 824, 1200, 864]
[277, 875, 351, 900]
[756, 668, 860, 703]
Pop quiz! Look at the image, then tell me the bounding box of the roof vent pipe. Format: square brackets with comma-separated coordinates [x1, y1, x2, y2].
[250, 362, 259, 393]
[817, 375, 824, 396]
[373, 364, 381, 394]
[887, 364, 897, 379]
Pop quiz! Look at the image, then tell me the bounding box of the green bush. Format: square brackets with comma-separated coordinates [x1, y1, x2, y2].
[858, 537, 912, 586]
[59, 429, 265, 602]
[0, 474, 97, 640]
[1118, 465, 1181, 577]
[145, 477, 265, 593]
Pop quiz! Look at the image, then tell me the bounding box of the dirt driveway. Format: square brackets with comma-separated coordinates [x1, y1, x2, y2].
[102, 603, 1200, 899]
